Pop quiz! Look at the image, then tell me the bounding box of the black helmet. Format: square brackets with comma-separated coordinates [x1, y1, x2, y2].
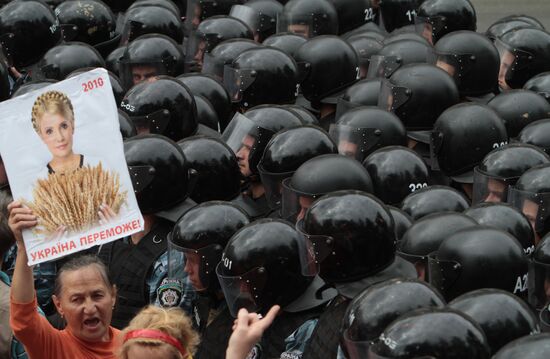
[508, 164, 550, 240]
[380, 64, 459, 140]
[416, 0, 477, 44]
[528, 234, 550, 310]
[401, 185, 470, 220]
[379, 0, 421, 33]
[330, 106, 406, 161]
[434, 30, 500, 97]
[0, 0, 62, 68]
[193, 95, 219, 131]
[450, 288, 540, 354]
[55, 0, 117, 46]
[124, 134, 194, 214]
[472, 144, 550, 204]
[502, 15, 545, 30]
[524, 72, 550, 103]
[177, 73, 232, 131]
[105, 46, 125, 76]
[496, 28, 550, 90]
[427, 226, 529, 301]
[294, 35, 359, 104]
[398, 212, 477, 279]
[168, 201, 250, 293]
[277, 0, 338, 38]
[388, 206, 412, 242]
[258, 125, 337, 209]
[118, 110, 137, 139]
[184, 0, 243, 31]
[431, 103, 508, 183]
[120, 4, 184, 43]
[488, 90, 550, 138]
[186, 15, 253, 72]
[11, 79, 57, 98]
[328, 0, 375, 35]
[118, 34, 185, 90]
[282, 154, 373, 222]
[465, 202, 536, 255]
[216, 218, 314, 316]
[36, 42, 105, 80]
[201, 38, 261, 81]
[368, 308, 490, 359]
[367, 39, 435, 80]
[363, 146, 430, 205]
[282, 104, 319, 126]
[120, 77, 198, 141]
[299, 190, 395, 283]
[224, 47, 299, 110]
[486, 16, 543, 41]
[336, 78, 383, 118]
[263, 32, 307, 59]
[383, 31, 430, 46]
[234, 0, 283, 42]
[493, 333, 550, 359]
[128, 0, 182, 18]
[346, 34, 383, 79]
[177, 136, 241, 203]
[222, 105, 302, 177]
[340, 278, 445, 358]
[517, 119, 550, 154]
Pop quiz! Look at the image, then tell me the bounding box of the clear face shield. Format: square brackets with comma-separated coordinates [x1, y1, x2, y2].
[215, 262, 268, 317]
[185, 0, 219, 31]
[185, 32, 220, 72]
[495, 39, 533, 90]
[276, 13, 326, 39]
[335, 98, 364, 121]
[434, 52, 475, 86]
[119, 60, 169, 90]
[426, 254, 462, 296]
[222, 65, 257, 103]
[396, 250, 430, 280]
[329, 124, 382, 162]
[540, 301, 550, 332]
[167, 238, 224, 292]
[281, 178, 319, 223]
[528, 259, 550, 311]
[257, 167, 293, 210]
[508, 188, 550, 239]
[377, 79, 412, 113]
[201, 52, 225, 80]
[415, 15, 446, 45]
[367, 55, 403, 80]
[471, 167, 516, 205]
[295, 219, 335, 277]
[229, 5, 261, 40]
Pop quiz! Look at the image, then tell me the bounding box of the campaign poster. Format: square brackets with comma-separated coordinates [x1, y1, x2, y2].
[0, 68, 143, 265]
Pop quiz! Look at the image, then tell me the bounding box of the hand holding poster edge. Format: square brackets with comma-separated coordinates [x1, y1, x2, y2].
[0, 68, 144, 265]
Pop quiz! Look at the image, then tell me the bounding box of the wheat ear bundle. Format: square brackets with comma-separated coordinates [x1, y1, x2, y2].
[27, 162, 127, 236]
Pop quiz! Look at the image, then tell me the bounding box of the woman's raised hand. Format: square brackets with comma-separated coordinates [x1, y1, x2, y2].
[7, 201, 37, 246]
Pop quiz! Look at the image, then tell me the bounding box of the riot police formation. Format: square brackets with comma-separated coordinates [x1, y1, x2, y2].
[4, 0, 550, 358]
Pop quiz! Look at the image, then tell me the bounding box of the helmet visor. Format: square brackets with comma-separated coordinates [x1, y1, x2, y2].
[185, 32, 220, 72]
[528, 259, 550, 311]
[508, 188, 550, 236]
[367, 55, 403, 79]
[222, 113, 256, 153]
[540, 301, 550, 331]
[415, 15, 446, 44]
[127, 165, 156, 193]
[215, 263, 268, 317]
[434, 52, 475, 86]
[295, 220, 335, 276]
[495, 39, 534, 90]
[168, 239, 223, 291]
[119, 60, 168, 90]
[281, 177, 318, 223]
[230, 5, 260, 34]
[426, 255, 462, 296]
[335, 98, 364, 121]
[329, 124, 381, 162]
[257, 167, 293, 209]
[223, 65, 257, 103]
[378, 79, 411, 112]
[201, 52, 225, 80]
[276, 13, 325, 39]
[126, 108, 172, 136]
[341, 330, 373, 359]
[472, 167, 515, 204]
[185, 0, 222, 31]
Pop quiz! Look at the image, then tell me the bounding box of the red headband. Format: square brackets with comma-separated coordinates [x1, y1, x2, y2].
[123, 329, 191, 358]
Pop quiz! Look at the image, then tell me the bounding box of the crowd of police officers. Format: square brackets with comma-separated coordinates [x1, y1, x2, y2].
[2, 0, 550, 357]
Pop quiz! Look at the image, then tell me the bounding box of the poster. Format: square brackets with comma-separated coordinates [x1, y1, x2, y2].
[0, 68, 143, 265]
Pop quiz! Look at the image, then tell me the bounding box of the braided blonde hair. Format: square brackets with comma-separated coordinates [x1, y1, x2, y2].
[31, 90, 75, 134]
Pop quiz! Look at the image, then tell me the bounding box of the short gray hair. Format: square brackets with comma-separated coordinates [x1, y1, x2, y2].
[54, 254, 113, 296]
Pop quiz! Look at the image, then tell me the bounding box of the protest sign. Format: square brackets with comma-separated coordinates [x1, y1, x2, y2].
[0, 68, 143, 265]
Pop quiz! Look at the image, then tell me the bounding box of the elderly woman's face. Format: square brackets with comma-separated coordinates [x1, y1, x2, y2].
[38, 112, 74, 159]
[53, 265, 116, 342]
